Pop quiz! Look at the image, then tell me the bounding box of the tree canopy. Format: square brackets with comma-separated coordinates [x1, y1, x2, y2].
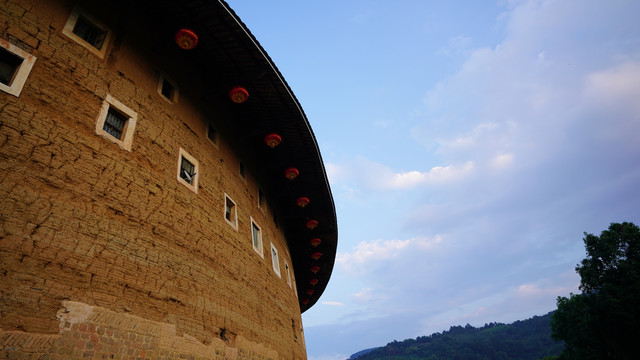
[551, 222, 640, 359]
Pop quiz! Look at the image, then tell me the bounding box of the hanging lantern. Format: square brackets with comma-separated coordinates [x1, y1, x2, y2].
[296, 197, 310, 208]
[311, 252, 322, 261]
[309, 278, 319, 286]
[264, 133, 282, 148]
[284, 167, 299, 180]
[301, 299, 310, 305]
[306, 289, 315, 296]
[310, 265, 320, 274]
[310, 238, 322, 247]
[229, 86, 249, 103]
[305, 219, 318, 230]
[174, 29, 198, 50]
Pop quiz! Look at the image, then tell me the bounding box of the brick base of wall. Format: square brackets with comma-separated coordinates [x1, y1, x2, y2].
[1, 301, 278, 360]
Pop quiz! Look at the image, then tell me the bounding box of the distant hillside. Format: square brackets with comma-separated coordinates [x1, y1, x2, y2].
[348, 347, 380, 360]
[350, 312, 563, 360]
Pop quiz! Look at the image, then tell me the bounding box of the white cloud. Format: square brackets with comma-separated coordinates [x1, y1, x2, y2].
[327, 157, 475, 191]
[337, 236, 443, 275]
[351, 288, 379, 303]
[490, 153, 514, 169]
[385, 161, 474, 189]
[583, 61, 640, 113]
[321, 301, 346, 307]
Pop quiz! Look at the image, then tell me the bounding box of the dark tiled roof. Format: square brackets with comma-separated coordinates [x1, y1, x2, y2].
[147, 0, 338, 312]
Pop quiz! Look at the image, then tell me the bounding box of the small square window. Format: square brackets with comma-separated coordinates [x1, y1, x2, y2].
[0, 39, 36, 97]
[239, 161, 246, 180]
[270, 243, 281, 277]
[73, 15, 107, 49]
[258, 187, 265, 211]
[103, 107, 127, 140]
[284, 260, 292, 287]
[0, 48, 22, 86]
[157, 75, 179, 103]
[62, 8, 111, 58]
[251, 219, 263, 257]
[176, 148, 199, 193]
[225, 194, 237, 229]
[95, 94, 137, 151]
[207, 124, 218, 146]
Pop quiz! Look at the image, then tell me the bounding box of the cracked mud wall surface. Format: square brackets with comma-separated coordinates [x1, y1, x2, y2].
[0, 0, 307, 359]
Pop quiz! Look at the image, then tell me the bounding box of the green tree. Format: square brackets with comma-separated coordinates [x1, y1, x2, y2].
[551, 222, 640, 359]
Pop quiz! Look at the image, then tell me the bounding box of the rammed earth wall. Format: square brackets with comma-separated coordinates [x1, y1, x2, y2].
[0, 0, 306, 358]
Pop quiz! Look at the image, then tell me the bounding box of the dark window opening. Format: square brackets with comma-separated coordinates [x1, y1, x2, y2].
[239, 162, 246, 179]
[73, 15, 107, 49]
[180, 157, 196, 185]
[0, 47, 22, 86]
[225, 197, 236, 224]
[252, 223, 261, 249]
[103, 107, 127, 140]
[258, 188, 265, 208]
[207, 124, 217, 143]
[161, 78, 175, 100]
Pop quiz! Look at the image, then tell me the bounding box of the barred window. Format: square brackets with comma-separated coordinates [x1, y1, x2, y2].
[95, 94, 137, 151]
[72, 15, 107, 49]
[62, 8, 111, 58]
[180, 157, 195, 185]
[103, 108, 127, 140]
[176, 148, 199, 193]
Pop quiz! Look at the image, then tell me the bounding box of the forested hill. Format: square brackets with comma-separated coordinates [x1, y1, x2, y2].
[350, 312, 563, 360]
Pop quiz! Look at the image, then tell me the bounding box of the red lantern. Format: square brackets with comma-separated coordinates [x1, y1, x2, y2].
[174, 29, 198, 50]
[296, 197, 310, 208]
[310, 238, 322, 247]
[306, 289, 315, 296]
[305, 220, 318, 230]
[229, 86, 249, 103]
[302, 299, 310, 305]
[264, 133, 282, 148]
[284, 167, 299, 180]
[309, 278, 319, 286]
[310, 265, 320, 274]
[311, 252, 322, 261]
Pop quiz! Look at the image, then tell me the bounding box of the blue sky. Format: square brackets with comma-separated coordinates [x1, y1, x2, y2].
[227, 1, 640, 359]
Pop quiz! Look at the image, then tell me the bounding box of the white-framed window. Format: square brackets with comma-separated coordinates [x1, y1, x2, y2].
[157, 75, 179, 103]
[0, 39, 36, 97]
[176, 147, 199, 193]
[224, 194, 238, 230]
[251, 218, 263, 257]
[270, 243, 281, 277]
[95, 94, 137, 151]
[206, 123, 218, 147]
[284, 259, 292, 287]
[62, 7, 111, 58]
[239, 161, 247, 182]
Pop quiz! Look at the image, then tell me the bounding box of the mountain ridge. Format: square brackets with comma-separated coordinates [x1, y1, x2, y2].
[348, 312, 563, 360]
